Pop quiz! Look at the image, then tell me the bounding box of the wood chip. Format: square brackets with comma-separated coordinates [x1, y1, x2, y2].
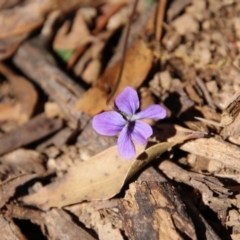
[0, 114, 63, 156]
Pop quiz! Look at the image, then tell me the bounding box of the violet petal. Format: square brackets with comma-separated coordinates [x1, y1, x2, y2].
[118, 125, 135, 159]
[115, 86, 139, 116]
[134, 104, 167, 120]
[131, 120, 152, 145]
[92, 111, 126, 136]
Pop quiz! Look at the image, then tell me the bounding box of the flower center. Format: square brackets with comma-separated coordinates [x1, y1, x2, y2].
[122, 112, 131, 122]
[114, 107, 133, 122]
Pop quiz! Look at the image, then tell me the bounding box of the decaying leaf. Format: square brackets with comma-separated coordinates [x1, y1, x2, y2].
[0, 63, 38, 123]
[22, 134, 200, 210]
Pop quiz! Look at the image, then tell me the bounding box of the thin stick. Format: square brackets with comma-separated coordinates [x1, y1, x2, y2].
[194, 116, 222, 127]
[195, 77, 216, 109]
[155, 0, 167, 43]
[106, 0, 138, 107]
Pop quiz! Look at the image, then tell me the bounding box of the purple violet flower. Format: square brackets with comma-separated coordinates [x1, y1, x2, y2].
[92, 86, 167, 159]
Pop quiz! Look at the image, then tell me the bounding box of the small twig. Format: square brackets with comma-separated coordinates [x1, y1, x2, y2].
[153, 0, 167, 90]
[106, 0, 138, 107]
[155, 0, 167, 43]
[194, 116, 222, 127]
[195, 77, 216, 109]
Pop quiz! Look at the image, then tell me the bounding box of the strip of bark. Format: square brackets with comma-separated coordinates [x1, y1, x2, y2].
[6, 205, 96, 240]
[0, 114, 63, 156]
[119, 167, 221, 240]
[119, 167, 197, 240]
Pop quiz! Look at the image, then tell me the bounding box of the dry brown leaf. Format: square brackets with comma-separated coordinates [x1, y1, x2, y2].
[74, 37, 153, 115]
[73, 3, 155, 115]
[0, 64, 38, 123]
[21, 144, 145, 210]
[21, 134, 199, 210]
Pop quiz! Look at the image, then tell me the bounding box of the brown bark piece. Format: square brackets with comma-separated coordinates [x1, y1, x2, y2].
[0, 174, 36, 209]
[0, 149, 46, 175]
[13, 38, 90, 128]
[221, 90, 240, 127]
[159, 160, 230, 198]
[42, 209, 96, 240]
[156, 124, 240, 172]
[0, 214, 27, 240]
[159, 160, 232, 218]
[0, 114, 63, 156]
[36, 127, 74, 151]
[119, 168, 197, 240]
[66, 200, 124, 240]
[220, 90, 240, 142]
[221, 112, 240, 142]
[7, 205, 96, 240]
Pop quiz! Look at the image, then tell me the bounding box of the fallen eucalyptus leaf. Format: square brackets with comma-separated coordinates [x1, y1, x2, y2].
[22, 144, 145, 210]
[22, 133, 202, 210]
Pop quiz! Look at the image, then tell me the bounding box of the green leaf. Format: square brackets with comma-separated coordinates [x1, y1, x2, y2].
[55, 49, 74, 62]
[147, 0, 155, 6]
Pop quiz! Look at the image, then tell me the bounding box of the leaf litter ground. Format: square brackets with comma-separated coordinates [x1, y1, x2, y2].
[0, 0, 240, 239]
